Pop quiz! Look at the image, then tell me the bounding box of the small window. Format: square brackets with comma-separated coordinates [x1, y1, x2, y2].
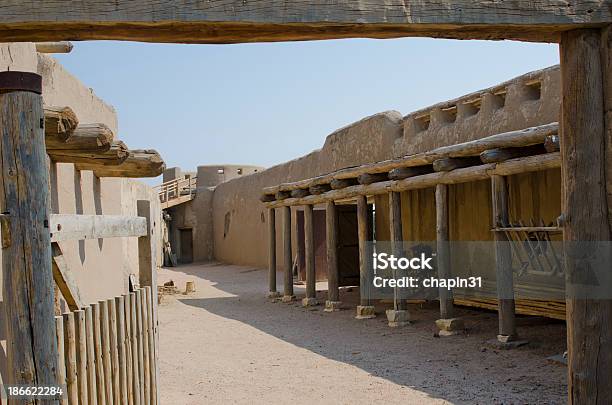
[217, 168, 224, 174]
[237, 168, 243, 175]
[414, 114, 430, 132]
[525, 80, 541, 101]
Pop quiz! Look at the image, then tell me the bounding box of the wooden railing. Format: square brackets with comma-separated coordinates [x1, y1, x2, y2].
[154, 176, 197, 208]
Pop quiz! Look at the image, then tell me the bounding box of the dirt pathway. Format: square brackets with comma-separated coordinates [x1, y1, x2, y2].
[158, 263, 566, 404]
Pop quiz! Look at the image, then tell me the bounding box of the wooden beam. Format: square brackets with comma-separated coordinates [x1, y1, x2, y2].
[290, 189, 310, 198]
[388, 165, 433, 180]
[282, 206, 294, 300]
[46, 123, 114, 154]
[309, 184, 331, 195]
[86, 149, 166, 178]
[263, 122, 558, 195]
[0, 2, 609, 43]
[330, 178, 358, 190]
[325, 201, 340, 305]
[0, 71, 58, 390]
[433, 156, 482, 172]
[49, 214, 148, 242]
[51, 242, 82, 311]
[304, 204, 316, 301]
[45, 105, 78, 142]
[389, 191, 407, 311]
[491, 175, 517, 340]
[480, 144, 546, 163]
[267, 208, 278, 296]
[560, 28, 612, 404]
[35, 41, 73, 53]
[357, 172, 388, 185]
[266, 152, 560, 208]
[356, 195, 371, 307]
[435, 184, 454, 319]
[60, 140, 129, 166]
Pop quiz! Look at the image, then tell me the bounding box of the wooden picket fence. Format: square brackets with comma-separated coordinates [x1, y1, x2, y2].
[55, 287, 158, 405]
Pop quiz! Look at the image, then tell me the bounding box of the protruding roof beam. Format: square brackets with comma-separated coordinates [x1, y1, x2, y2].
[35, 42, 73, 54]
[84, 149, 166, 178]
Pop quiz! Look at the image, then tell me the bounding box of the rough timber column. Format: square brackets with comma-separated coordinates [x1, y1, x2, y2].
[386, 191, 410, 327]
[0, 71, 58, 395]
[324, 201, 341, 312]
[281, 206, 295, 302]
[560, 29, 612, 403]
[490, 175, 517, 342]
[267, 208, 280, 298]
[302, 205, 318, 306]
[355, 195, 375, 319]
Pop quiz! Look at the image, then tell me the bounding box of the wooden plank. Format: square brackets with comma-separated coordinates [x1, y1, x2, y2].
[44, 106, 78, 142]
[435, 184, 454, 319]
[144, 287, 157, 405]
[0, 72, 58, 391]
[135, 290, 146, 405]
[52, 242, 82, 311]
[560, 28, 612, 404]
[63, 312, 78, 405]
[304, 205, 316, 300]
[84, 149, 166, 178]
[268, 208, 277, 295]
[282, 206, 293, 298]
[35, 41, 73, 53]
[50, 214, 148, 242]
[84, 306, 98, 405]
[100, 300, 114, 405]
[263, 123, 558, 195]
[92, 303, 106, 405]
[266, 153, 561, 208]
[73, 309, 88, 405]
[46, 123, 114, 154]
[0, 2, 610, 43]
[129, 292, 141, 405]
[139, 290, 151, 405]
[115, 296, 129, 405]
[55, 316, 68, 405]
[109, 299, 121, 405]
[326, 201, 340, 303]
[491, 175, 517, 339]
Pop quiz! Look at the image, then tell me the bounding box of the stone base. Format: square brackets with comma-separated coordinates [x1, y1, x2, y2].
[267, 291, 282, 299]
[355, 305, 376, 319]
[324, 300, 342, 312]
[435, 318, 464, 335]
[281, 295, 296, 303]
[302, 297, 319, 307]
[486, 337, 529, 350]
[386, 309, 411, 327]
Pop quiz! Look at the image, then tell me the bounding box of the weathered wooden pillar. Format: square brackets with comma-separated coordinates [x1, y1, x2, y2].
[302, 205, 318, 306]
[561, 28, 612, 404]
[434, 184, 463, 335]
[267, 208, 280, 298]
[0, 71, 59, 396]
[281, 205, 295, 302]
[355, 195, 375, 319]
[490, 175, 518, 342]
[324, 200, 341, 312]
[386, 191, 410, 327]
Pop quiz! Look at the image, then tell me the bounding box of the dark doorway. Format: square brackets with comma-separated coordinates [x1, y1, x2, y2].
[179, 228, 193, 263]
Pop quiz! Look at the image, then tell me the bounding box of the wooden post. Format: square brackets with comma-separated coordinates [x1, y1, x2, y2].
[281, 205, 295, 301]
[73, 309, 88, 405]
[561, 28, 612, 403]
[267, 208, 280, 298]
[55, 316, 68, 405]
[136, 290, 146, 405]
[137, 199, 159, 404]
[491, 175, 517, 340]
[109, 299, 121, 405]
[302, 205, 318, 306]
[140, 290, 151, 405]
[324, 201, 341, 311]
[386, 191, 410, 327]
[130, 292, 141, 405]
[144, 287, 157, 405]
[435, 184, 454, 319]
[92, 303, 106, 405]
[115, 296, 129, 405]
[63, 312, 78, 405]
[100, 300, 114, 405]
[84, 306, 98, 405]
[356, 195, 375, 319]
[0, 71, 58, 392]
[124, 294, 135, 405]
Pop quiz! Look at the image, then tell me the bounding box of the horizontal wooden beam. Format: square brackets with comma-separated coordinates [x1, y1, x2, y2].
[265, 152, 560, 208]
[35, 41, 73, 53]
[52, 140, 128, 166]
[46, 123, 114, 154]
[49, 214, 147, 242]
[0, 2, 609, 44]
[263, 122, 558, 195]
[44, 106, 78, 142]
[87, 149, 165, 178]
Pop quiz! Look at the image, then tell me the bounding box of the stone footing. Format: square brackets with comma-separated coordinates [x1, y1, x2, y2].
[355, 305, 376, 319]
[267, 291, 282, 299]
[435, 318, 464, 336]
[302, 297, 319, 307]
[281, 295, 296, 303]
[324, 300, 342, 312]
[386, 309, 411, 327]
[486, 337, 529, 349]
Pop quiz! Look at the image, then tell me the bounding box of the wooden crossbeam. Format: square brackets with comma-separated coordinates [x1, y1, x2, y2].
[49, 214, 148, 242]
[60, 140, 130, 167]
[46, 123, 114, 154]
[44, 106, 78, 142]
[35, 42, 73, 53]
[0, 2, 610, 43]
[85, 149, 165, 178]
[51, 242, 82, 311]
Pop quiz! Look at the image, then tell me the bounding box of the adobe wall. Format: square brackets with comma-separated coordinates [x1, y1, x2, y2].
[210, 66, 561, 269]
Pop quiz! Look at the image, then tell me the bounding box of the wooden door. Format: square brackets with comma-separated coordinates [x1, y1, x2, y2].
[179, 228, 193, 263]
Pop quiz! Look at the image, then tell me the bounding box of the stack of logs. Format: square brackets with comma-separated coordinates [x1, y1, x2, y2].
[45, 106, 165, 178]
[261, 123, 560, 205]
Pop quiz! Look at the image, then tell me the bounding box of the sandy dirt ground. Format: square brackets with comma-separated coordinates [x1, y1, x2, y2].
[157, 263, 567, 405]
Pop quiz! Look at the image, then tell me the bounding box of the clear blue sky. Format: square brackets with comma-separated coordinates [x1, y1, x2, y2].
[55, 38, 559, 178]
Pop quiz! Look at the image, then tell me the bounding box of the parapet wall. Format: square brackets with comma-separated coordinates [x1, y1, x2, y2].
[211, 66, 561, 269]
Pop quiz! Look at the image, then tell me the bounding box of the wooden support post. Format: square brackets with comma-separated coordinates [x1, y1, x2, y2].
[73, 309, 88, 405]
[63, 312, 78, 405]
[281, 205, 295, 302]
[267, 208, 280, 298]
[139, 290, 151, 405]
[355, 195, 376, 319]
[491, 175, 517, 341]
[0, 71, 58, 393]
[324, 201, 341, 312]
[92, 303, 106, 405]
[302, 205, 318, 306]
[434, 184, 464, 336]
[561, 28, 612, 403]
[100, 300, 114, 405]
[109, 299, 121, 405]
[124, 294, 135, 405]
[129, 292, 141, 405]
[84, 306, 98, 405]
[386, 191, 411, 327]
[55, 316, 68, 405]
[144, 287, 157, 405]
[115, 296, 128, 405]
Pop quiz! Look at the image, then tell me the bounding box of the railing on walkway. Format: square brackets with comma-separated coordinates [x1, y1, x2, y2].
[154, 176, 197, 208]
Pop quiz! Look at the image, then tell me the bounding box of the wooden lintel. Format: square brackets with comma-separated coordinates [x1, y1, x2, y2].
[0, 2, 610, 43]
[86, 149, 165, 178]
[44, 106, 78, 142]
[51, 242, 82, 311]
[49, 214, 148, 242]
